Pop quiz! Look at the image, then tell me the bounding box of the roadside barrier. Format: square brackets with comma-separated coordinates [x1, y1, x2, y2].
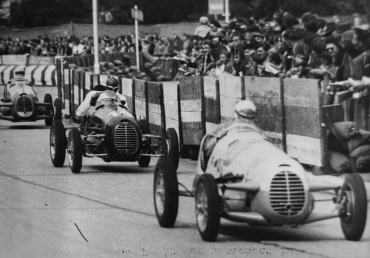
[0, 64, 57, 86]
[55, 58, 370, 168]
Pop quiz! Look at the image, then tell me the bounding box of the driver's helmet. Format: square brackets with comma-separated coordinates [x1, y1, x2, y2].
[106, 77, 119, 92]
[99, 91, 120, 106]
[14, 65, 26, 75]
[235, 100, 257, 119]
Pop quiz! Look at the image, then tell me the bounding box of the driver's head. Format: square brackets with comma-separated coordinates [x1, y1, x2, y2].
[14, 65, 26, 77]
[105, 77, 119, 92]
[234, 100, 257, 120]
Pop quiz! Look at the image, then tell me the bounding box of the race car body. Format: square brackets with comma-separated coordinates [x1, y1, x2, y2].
[154, 122, 367, 242]
[0, 77, 53, 125]
[50, 90, 179, 173]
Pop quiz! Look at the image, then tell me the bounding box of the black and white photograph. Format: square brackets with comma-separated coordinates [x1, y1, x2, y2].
[0, 0, 369, 257]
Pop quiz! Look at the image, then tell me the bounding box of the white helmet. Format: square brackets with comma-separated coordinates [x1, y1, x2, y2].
[235, 100, 257, 119]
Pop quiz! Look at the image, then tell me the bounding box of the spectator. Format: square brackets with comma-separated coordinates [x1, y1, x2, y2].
[194, 16, 211, 38]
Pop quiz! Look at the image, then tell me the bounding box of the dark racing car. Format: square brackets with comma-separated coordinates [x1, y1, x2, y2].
[50, 89, 179, 173]
[0, 71, 54, 125]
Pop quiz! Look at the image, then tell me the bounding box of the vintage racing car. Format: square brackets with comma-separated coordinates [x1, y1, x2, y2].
[50, 87, 179, 173]
[0, 77, 55, 125]
[153, 121, 367, 242]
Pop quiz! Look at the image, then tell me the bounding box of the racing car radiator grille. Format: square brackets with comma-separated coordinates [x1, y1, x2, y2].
[269, 171, 305, 216]
[16, 97, 33, 113]
[114, 123, 139, 155]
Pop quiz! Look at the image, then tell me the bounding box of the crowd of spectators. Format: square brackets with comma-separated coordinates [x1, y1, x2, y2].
[1, 10, 370, 85]
[0, 34, 139, 57]
[166, 11, 370, 82]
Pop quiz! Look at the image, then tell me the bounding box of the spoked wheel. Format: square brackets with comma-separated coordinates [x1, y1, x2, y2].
[50, 120, 66, 167]
[44, 94, 53, 126]
[339, 174, 367, 241]
[67, 128, 83, 173]
[153, 158, 179, 227]
[54, 98, 63, 120]
[138, 119, 151, 167]
[195, 174, 220, 242]
[165, 128, 179, 170]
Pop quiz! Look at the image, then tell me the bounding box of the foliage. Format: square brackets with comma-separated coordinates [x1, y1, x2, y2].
[2, 0, 370, 28]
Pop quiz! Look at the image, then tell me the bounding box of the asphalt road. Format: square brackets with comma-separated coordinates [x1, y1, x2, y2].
[0, 86, 369, 258]
[0, 120, 369, 258]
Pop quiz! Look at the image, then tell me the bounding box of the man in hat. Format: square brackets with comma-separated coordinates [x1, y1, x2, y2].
[194, 16, 211, 38]
[333, 19, 352, 41]
[76, 77, 127, 117]
[317, 23, 337, 42]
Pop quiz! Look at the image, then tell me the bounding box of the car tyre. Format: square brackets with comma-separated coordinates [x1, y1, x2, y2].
[195, 174, 220, 242]
[340, 174, 367, 241]
[165, 128, 179, 170]
[153, 158, 179, 228]
[54, 98, 63, 120]
[50, 120, 66, 167]
[67, 128, 83, 173]
[44, 94, 53, 126]
[138, 119, 151, 167]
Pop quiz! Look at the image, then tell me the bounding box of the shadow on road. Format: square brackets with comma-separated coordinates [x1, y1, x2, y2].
[0, 125, 50, 130]
[82, 164, 154, 174]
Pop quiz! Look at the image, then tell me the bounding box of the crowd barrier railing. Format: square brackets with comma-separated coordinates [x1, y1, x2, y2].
[55, 58, 370, 168]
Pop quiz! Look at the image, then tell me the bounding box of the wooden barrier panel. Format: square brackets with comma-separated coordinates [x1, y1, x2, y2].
[64, 69, 72, 117]
[218, 74, 244, 123]
[179, 75, 205, 145]
[284, 78, 324, 166]
[203, 76, 220, 133]
[163, 81, 181, 146]
[56, 59, 63, 100]
[134, 79, 148, 120]
[1, 55, 27, 66]
[72, 70, 83, 121]
[28, 56, 55, 66]
[147, 81, 166, 138]
[120, 78, 135, 115]
[244, 77, 285, 150]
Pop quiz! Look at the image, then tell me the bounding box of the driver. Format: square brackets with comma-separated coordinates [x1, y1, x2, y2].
[3, 65, 34, 100]
[76, 77, 127, 117]
[201, 100, 262, 170]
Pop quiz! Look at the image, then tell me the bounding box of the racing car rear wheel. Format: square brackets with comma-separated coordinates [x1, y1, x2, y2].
[339, 174, 367, 241]
[44, 94, 53, 126]
[153, 158, 179, 227]
[54, 98, 63, 120]
[50, 120, 66, 167]
[165, 128, 179, 170]
[67, 128, 83, 174]
[195, 174, 220, 242]
[138, 119, 151, 167]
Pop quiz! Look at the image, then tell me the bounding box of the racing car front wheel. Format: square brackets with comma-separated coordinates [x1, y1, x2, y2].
[339, 174, 367, 241]
[165, 128, 179, 170]
[44, 94, 53, 126]
[67, 128, 83, 174]
[50, 120, 66, 167]
[153, 158, 179, 228]
[138, 119, 151, 167]
[195, 174, 220, 242]
[54, 98, 63, 120]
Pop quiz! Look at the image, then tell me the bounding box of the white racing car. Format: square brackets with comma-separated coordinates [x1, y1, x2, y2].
[153, 122, 367, 242]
